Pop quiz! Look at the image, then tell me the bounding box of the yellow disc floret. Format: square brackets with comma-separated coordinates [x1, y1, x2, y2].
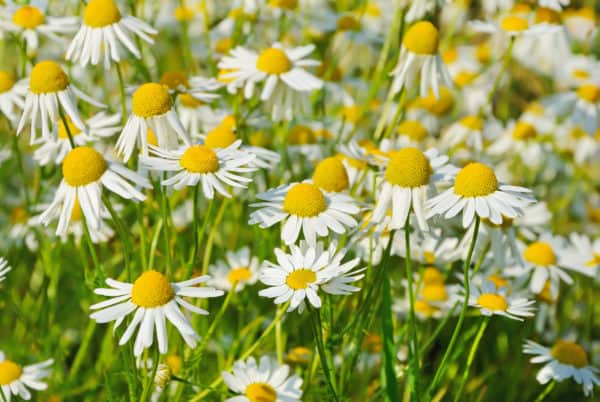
[460, 115, 483, 131]
[131, 270, 175, 308]
[477, 293, 508, 311]
[30, 61, 69, 94]
[245, 382, 277, 402]
[512, 122, 537, 140]
[180, 145, 219, 173]
[256, 48, 292, 74]
[551, 340, 588, 368]
[160, 71, 189, 90]
[415, 300, 439, 317]
[385, 147, 432, 187]
[62, 146, 107, 186]
[227, 267, 252, 285]
[500, 15, 529, 32]
[403, 21, 439, 55]
[313, 157, 349, 192]
[523, 241, 556, 266]
[286, 268, 317, 290]
[454, 162, 498, 197]
[288, 125, 316, 145]
[422, 267, 444, 285]
[421, 284, 448, 302]
[397, 120, 428, 141]
[12, 6, 45, 29]
[84, 0, 121, 27]
[577, 84, 600, 103]
[286, 347, 312, 365]
[0, 70, 15, 93]
[283, 183, 327, 217]
[0, 360, 22, 385]
[132, 83, 173, 117]
[204, 124, 237, 149]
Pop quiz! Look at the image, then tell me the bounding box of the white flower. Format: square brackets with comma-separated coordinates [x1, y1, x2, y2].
[207, 247, 261, 292]
[0, 351, 53, 401]
[0, 257, 11, 283]
[0, 71, 27, 122]
[468, 281, 535, 321]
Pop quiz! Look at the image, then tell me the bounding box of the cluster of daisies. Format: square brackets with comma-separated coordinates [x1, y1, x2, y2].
[1, 0, 600, 401]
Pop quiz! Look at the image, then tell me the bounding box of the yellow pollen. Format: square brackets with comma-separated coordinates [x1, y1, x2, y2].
[9, 207, 28, 225]
[586, 254, 600, 267]
[0, 71, 15, 93]
[500, 16, 529, 32]
[0, 360, 22, 385]
[403, 21, 439, 55]
[12, 6, 45, 29]
[58, 116, 82, 139]
[454, 162, 498, 197]
[421, 284, 448, 302]
[572, 69, 590, 79]
[397, 120, 428, 141]
[523, 241, 556, 266]
[131, 270, 175, 308]
[132, 83, 173, 118]
[215, 37, 233, 54]
[283, 183, 327, 217]
[460, 115, 483, 131]
[385, 147, 432, 187]
[179, 93, 204, 108]
[288, 125, 316, 145]
[512, 122, 537, 140]
[256, 48, 292, 74]
[418, 87, 454, 115]
[286, 347, 312, 364]
[160, 71, 189, 90]
[340, 105, 362, 124]
[313, 157, 349, 192]
[422, 267, 444, 285]
[487, 274, 510, 291]
[166, 355, 182, 375]
[180, 145, 219, 173]
[577, 84, 600, 103]
[442, 48, 458, 64]
[227, 267, 252, 285]
[204, 125, 237, 149]
[477, 293, 508, 311]
[337, 15, 360, 31]
[286, 268, 317, 290]
[535, 7, 561, 24]
[245, 382, 277, 402]
[173, 6, 195, 21]
[30, 61, 69, 94]
[62, 146, 107, 186]
[84, 0, 121, 27]
[415, 300, 439, 316]
[551, 340, 588, 368]
[268, 0, 298, 9]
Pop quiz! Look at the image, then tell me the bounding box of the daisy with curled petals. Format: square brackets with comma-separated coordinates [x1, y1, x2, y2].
[372, 147, 452, 231]
[390, 21, 453, 98]
[468, 281, 535, 321]
[0, 351, 53, 401]
[0, 257, 11, 283]
[90, 270, 224, 356]
[218, 42, 323, 121]
[523, 339, 600, 396]
[222, 356, 303, 402]
[427, 162, 535, 228]
[117, 83, 190, 162]
[207, 247, 260, 292]
[139, 140, 256, 197]
[259, 241, 364, 312]
[0, 70, 27, 121]
[249, 182, 359, 246]
[66, 0, 157, 69]
[38, 146, 151, 236]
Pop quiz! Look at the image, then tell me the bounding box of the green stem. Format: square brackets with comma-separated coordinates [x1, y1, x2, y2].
[140, 347, 160, 402]
[308, 304, 339, 402]
[68, 321, 97, 381]
[115, 62, 128, 126]
[58, 106, 76, 148]
[201, 198, 228, 275]
[533, 380, 555, 402]
[482, 38, 514, 116]
[161, 183, 172, 275]
[380, 233, 398, 402]
[404, 218, 419, 401]
[452, 316, 490, 402]
[103, 195, 133, 281]
[11, 135, 30, 210]
[187, 183, 200, 268]
[81, 214, 103, 277]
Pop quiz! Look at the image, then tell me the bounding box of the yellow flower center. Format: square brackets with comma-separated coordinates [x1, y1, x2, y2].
[572, 69, 590, 80]
[84, 0, 122, 27]
[173, 6, 195, 21]
[385, 147, 432, 188]
[286, 268, 317, 290]
[178, 93, 204, 108]
[0, 360, 22, 385]
[62, 146, 108, 186]
[283, 183, 327, 217]
[340, 105, 362, 124]
[180, 145, 219, 173]
[442, 48, 458, 64]
[215, 37, 233, 54]
[268, 0, 297, 9]
[577, 84, 600, 103]
[421, 284, 448, 302]
[397, 120, 428, 141]
[418, 87, 454, 115]
[12, 6, 45, 29]
[477, 293, 508, 311]
[286, 346, 312, 364]
[536, 7, 561, 24]
[454, 162, 498, 197]
[523, 241, 556, 266]
[313, 157, 349, 192]
[227, 267, 252, 285]
[58, 116, 82, 139]
[0, 70, 15, 93]
[245, 382, 277, 402]
[205, 125, 237, 149]
[9, 207, 28, 224]
[337, 15, 360, 31]
[415, 300, 438, 316]
[551, 340, 589, 368]
[512, 121, 537, 140]
[30, 61, 69, 94]
[166, 355, 182, 375]
[131, 270, 175, 308]
[460, 115, 483, 131]
[403, 21, 439, 55]
[132, 83, 173, 118]
[288, 125, 316, 145]
[526, 102, 545, 115]
[476, 43, 491, 63]
[586, 254, 600, 267]
[455, 71, 478, 88]
[500, 16, 529, 32]
[487, 274, 510, 291]
[160, 71, 190, 90]
[422, 267, 444, 285]
[256, 48, 292, 75]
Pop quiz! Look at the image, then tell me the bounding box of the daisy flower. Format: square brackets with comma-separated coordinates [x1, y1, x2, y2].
[562, 7, 597, 44]
[16, 61, 105, 144]
[249, 182, 359, 246]
[523, 339, 600, 396]
[562, 233, 600, 277]
[218, 42, 323, 121]
[372, 147, 452, 230]
[0, 351, 53, 401]
[0, 70, 27, 121]
[117, 83, 190, 161]
[38, 146, 151, 236]
[405, 0, 450, 22]
[139, 140, 256, 197]
[468, 281, 535, 321]
[442, 115, 502, 154]
[390, 21, 453, 98]
[545, 83, 600, 134]
[487, 120, 546, 169]
[66, 0, 157, 69]
[427, 162, 535, 228]
[469, 12, 559, 38]
[0, 257, 11, 283]
[222, 356, 303, 402]
[90, 270, 224, 356]
[207, 247, 260, 292]
[311, 157, 350, 193]
[259, 242, 364, 312]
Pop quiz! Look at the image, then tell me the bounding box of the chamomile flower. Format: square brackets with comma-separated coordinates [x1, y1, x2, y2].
[488, 121, 546, 169]
[427, 162, 535, 227]
[222, 356, 303, 402]
[90, 270, 224, 356]
[38, 146, 151, 236]
[0, 71, 27, 121]
[470, 13, 558, 38]
[0, 257, 11, 282]
[523, 339, 600, 396]
[468, 281, 535, 320]
[139, 140, 256, 197]
[259, 241, 364, 312]
[442, 115, 501, 154]
[390, 21, 453, 98]
[545, 83, 600, 134]
[117, 83, 190, 161]
[562, 7, 597, 44]
[0, 351, 53, 401]
[562, 233, 600, 276]
[16, 61, 105, 144]
[207, 247, 260, 292]
[249, 182, 359, 246]
[66, 0, 157, 69]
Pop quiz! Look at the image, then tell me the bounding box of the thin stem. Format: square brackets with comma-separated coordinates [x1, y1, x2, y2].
[58, 106, 76, 148]
[161, 183, 172, 275]
[68, 321, 97, 381]
[308, 304, 339, 402]
[187, 183, 200, 268]
[103, 194, 133, 281]
[533, 380, 555, 402]
[81, 214, 103, 276]
[404, 218, 420, 401]
[380, 233, 398, 402]
[115, 62, 128, 126]
[140, 347, 160, 402]
[481, 37, 514, 116]
[201, 198, 228, 275]
[11, 135, 30, 210]
[452, 316, 490, 402]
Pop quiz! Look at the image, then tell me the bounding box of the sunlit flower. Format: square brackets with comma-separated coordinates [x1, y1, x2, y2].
[468, 281, 535, 321]
[0, 70, 27, 121]
[207, 247, 260, 292]
[0, 351, 53, 401]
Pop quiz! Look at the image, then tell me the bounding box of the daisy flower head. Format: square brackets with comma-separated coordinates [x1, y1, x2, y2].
[469, 11, 559, 38]
[38, 146, 151, 236]
[259, 241, 364, 312]
[562, 233, 600, 277]
[548, 82, 600, 134]
[0, 70, 27, 121]
[66, 0, 157, 69]
[16, 60, 105, 144]
[468, 281, 535, 321]
[487, 120, 546, 168]
[218, 42, 323, 121]
[249, 182, 359, 246]
[312, 157, 350, 193]
[442, 115, 502, 154]
[427, 161, 536, 228]
[0, 257, 11, 282]
[117, 83, 190, 161]
[140, 140, 256, 197]
[222, 356, 303, 402]
[0, 351, 53, 401]
[523, 339, 600, 396]
[562, 7, 597, 44]
[390, 20, 453, 98]
[90, 270, 224, 356]
[207, 247, 260, 292]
